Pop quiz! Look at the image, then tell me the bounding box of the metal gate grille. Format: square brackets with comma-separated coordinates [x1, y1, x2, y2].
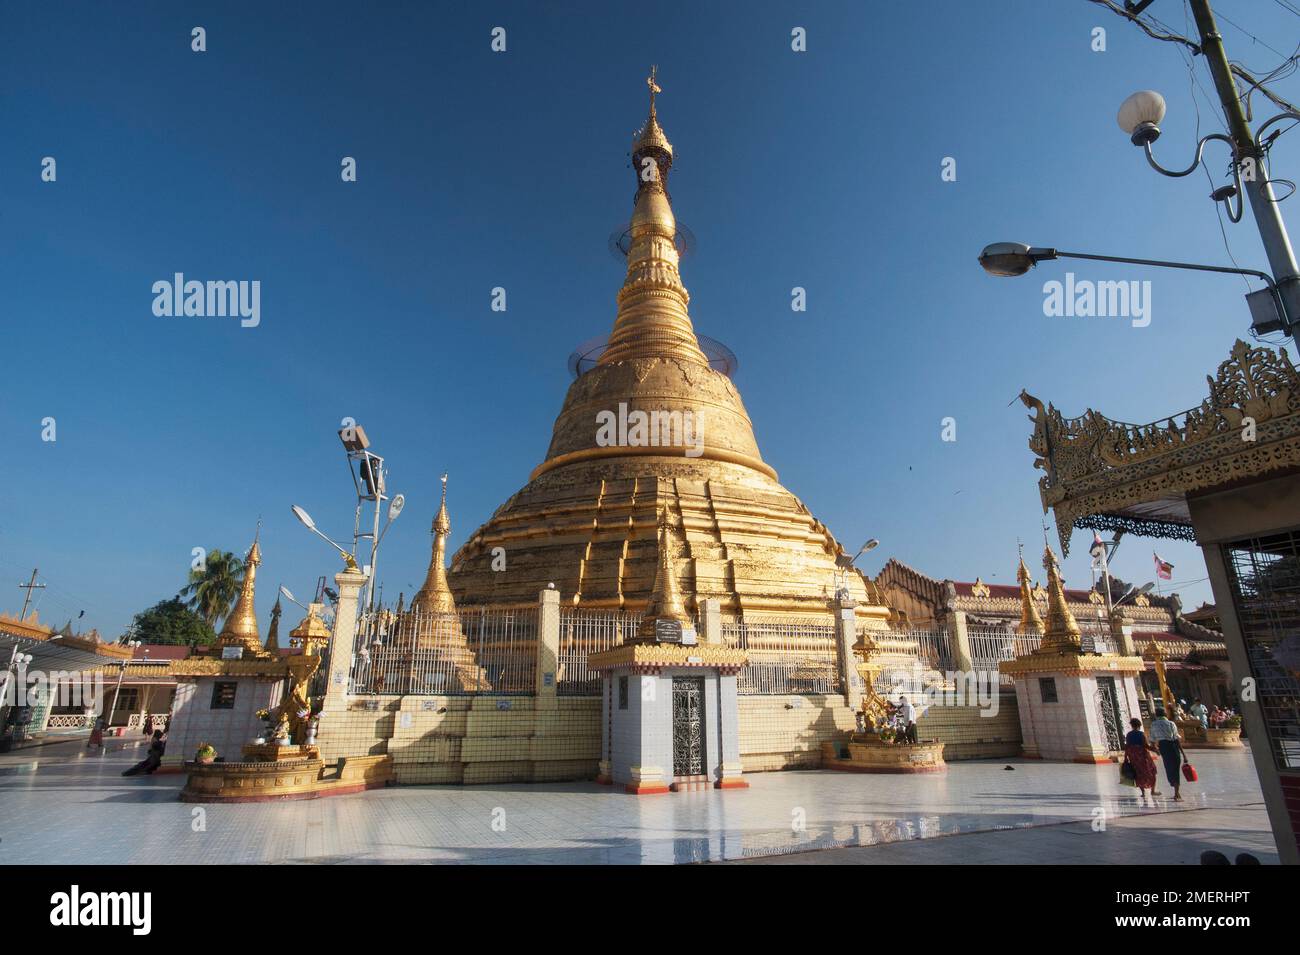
[1095, 676, 1123, 752]
[1224, 530, 1300, 769]
[672, 677, 704, 776]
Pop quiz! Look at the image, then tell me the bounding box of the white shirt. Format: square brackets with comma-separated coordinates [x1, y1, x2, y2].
[899, 700, 916, 724]
[1149, 717, 1180, 742]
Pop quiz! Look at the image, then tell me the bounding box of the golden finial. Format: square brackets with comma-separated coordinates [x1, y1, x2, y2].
[647, 65, 661, 116]
[1039, 546, 1082, 654]
[433, 472, 450, 536]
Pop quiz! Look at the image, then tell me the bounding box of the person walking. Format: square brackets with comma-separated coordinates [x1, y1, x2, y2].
[1122, 717, 1158, 801]
[87, 716, 105, 750]
[1149, 708, 1184, 801]
[897, 695, 918, 745]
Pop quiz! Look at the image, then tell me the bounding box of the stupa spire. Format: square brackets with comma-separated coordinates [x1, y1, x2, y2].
[637, 508, 690, 640]
[413, 474, 457, 615]
[599, 68, 709, 368]
[265, 592, 282, 652]
[218, 525, 264, 655]
[1039, 546, 1083, 654]
[1015, 554, 1044, 636]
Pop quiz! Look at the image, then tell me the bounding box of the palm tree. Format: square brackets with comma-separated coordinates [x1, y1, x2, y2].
[179, 549, 244, 628]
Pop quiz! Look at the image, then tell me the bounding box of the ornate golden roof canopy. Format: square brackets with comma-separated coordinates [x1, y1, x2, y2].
[289, 602, 332, 656]
[1024, 340, 1300, 555]
[218, 530, 265, 655]
[412, 474, 457, 615]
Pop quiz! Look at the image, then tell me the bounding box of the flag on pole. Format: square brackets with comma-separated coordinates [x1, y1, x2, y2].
[1154, 552, 1174, 580]
[1089, 531, 1106, 570]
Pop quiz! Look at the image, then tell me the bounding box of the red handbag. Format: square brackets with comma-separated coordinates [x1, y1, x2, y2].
[1182, 761, 1198, 782]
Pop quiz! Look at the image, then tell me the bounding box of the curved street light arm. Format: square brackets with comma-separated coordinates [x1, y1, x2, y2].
[1145, 133, 1243, 221]
[1253, 112, 1300, 147]
[1050, 249, 1276, 290]
[1144, 132, 1236, 178]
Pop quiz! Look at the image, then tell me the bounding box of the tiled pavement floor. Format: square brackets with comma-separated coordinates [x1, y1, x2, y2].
[732, 806, 1277, 864]
[0, 737, 1276, 864]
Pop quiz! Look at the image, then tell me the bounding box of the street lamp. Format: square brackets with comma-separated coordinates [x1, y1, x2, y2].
[337, 425, 404, 613]
[278, 585, 310, 613]
[1115, 85, 1300, 335]
[291, 504, 358, 570]
[834, 538, 880, 601]
[107, 639, 140, 731]
[1116, 582, 1156, 607]
[978, 242, 1288, 332]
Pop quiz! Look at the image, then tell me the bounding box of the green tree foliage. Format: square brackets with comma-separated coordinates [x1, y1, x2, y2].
[129, 598, 217, 646]
[179, 548, 244, 628]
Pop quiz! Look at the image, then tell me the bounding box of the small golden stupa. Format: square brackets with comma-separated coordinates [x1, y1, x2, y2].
[1015, 553, 1045, 637]
[407, 477, 489, 691]
[412, 474, 456, 615]
[634, 508, 692, 642]
[1039, 547, 1084, 655]
[447, 71, 891, 624]
[217, 530, 266, 657]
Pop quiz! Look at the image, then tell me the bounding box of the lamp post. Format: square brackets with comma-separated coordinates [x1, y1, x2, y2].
[337, 425, 405, 614]
[1111, 0, 1300, 336]
[978, 242, 1287, 331]
[278, 585, 310, 613]
[834, 538, 879, 602]
[107, 639, 140, 729]
[1115, 582, 1156, 608]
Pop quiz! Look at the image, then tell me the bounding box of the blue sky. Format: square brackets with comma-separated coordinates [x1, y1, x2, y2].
[3, 1, 1298, 636]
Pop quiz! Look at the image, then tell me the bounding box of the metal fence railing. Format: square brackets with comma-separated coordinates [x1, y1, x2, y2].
[967, 627, 1041, 684]
[351, 607, 537, 695]
[876, 627, 955, 672]
[556, 609, 641, 696]
[722, 615, 841, 695]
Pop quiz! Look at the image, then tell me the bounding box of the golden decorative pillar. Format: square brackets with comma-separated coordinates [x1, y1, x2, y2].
[1147, 639, 1174, 713]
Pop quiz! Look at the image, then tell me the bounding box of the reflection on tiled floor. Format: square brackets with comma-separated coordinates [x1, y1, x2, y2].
[0, 738, 1271, 864]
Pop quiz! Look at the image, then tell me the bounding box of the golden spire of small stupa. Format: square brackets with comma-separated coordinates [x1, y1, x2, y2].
[600, 68, 709, 368]
[218, 526, 265, 655]
[265, 592, 282, 652]
[412, 474, 457, 615]
[637, 508, 690, 640]
[1039, 546, 1083, 654]
[1015, 550, 1044, 636]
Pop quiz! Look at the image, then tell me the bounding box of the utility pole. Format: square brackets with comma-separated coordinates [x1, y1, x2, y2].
[1187, 0, 1300, 330]
[17, 568, 44, 620]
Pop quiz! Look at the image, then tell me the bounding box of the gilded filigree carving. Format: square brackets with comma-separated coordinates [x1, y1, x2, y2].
[1025, 341, 1300, 553]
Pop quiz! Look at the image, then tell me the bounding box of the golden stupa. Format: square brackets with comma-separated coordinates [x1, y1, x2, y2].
[447, 71, 889, 623]
[217, 530, 266, 656]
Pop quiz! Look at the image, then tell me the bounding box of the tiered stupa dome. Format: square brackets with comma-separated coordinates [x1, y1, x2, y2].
[445, 71, 889, 622]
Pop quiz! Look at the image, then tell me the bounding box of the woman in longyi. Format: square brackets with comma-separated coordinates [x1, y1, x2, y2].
[1123, 717, 1159, 798]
